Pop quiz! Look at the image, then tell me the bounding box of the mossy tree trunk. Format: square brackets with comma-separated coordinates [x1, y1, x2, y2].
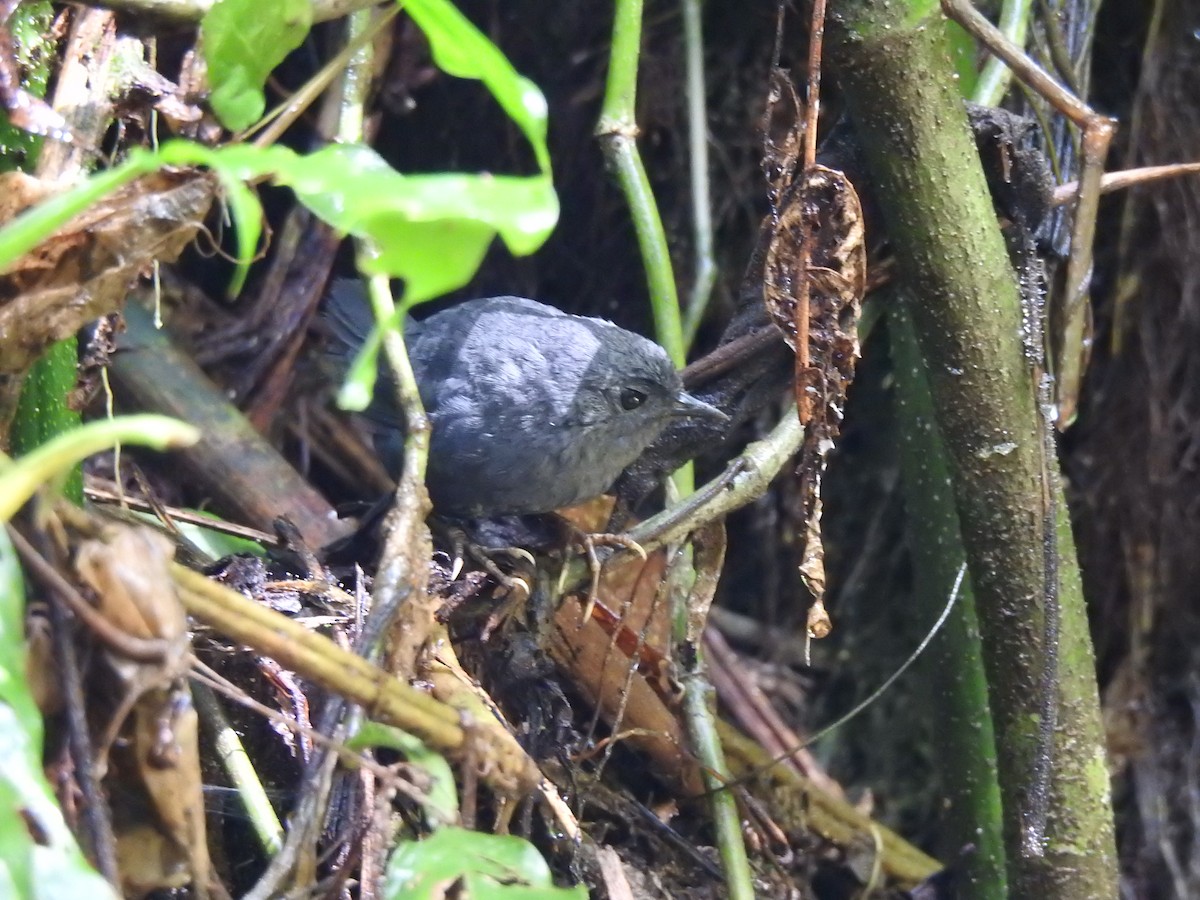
[826, 3, 1116, 896]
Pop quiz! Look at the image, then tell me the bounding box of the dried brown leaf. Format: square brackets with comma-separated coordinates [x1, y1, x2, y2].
[764, 164, 866, 434]
[74, 525, 210, 894]
[127, 684, 210, 895]
[762, 163, 864, 632]
[761, 68, 805, 210]
[0, 168, 216, 378]
[75, 526, 188, 659]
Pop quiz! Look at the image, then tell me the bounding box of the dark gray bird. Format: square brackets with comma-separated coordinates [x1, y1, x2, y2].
[324, 280, 726, 518]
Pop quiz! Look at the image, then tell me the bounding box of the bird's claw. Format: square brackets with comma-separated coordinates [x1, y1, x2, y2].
[441, 524, 536, 639]
[572, 530, 647, 624]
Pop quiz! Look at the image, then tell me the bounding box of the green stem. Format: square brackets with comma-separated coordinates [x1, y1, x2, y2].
[683, 668, 754, 900]
[973, 0, 1033, 106]
[13, 340, 83, 503]
[597, 0, 691, 495]
[192, 682, 284, 855]
[680, 0, 717, 347]
[0, 416, 198, 522]
[340, 10, 434, 665]
[8, 3, 80, 497]
[609, 147, 687, 373]
[597, 4, 744, 889]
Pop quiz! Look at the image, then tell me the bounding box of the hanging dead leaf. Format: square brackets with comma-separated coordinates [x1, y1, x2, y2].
[799, 494, 832, 638]
[761, 157, 864, 638]
[797, 495, 825, 599]
[0, 168, 216, 381]
[764, 164, 866, 433]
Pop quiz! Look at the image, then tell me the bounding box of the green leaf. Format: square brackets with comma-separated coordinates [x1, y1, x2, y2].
[166, 141, 558, 306]
[383, 827, 586, 899]
[403, 0, 551, 174]
[281, 144, 556, 302]
[175, 517, 266, 559]
[200, 0, 313, 132]
[0, 530, 119, 899]
[0, 138, 555, 315]
[211, 167, 263, 296]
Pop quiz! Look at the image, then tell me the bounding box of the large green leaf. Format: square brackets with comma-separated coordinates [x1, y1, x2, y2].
[200, 0, 312, 131]
[157, 140, 557, 306]
[0, 137, 556, 305]
[403, 0, 551, 174]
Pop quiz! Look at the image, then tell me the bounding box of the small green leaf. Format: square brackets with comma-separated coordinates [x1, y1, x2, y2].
[176, 517, 266, 559]
[201, 0, 312, 132]
[338, 305, 404, 412]
[384, 827, 586, 899]
[212, 168, 263, 296]
[350, 722, 458, 822]
[403, 0, 551, 174]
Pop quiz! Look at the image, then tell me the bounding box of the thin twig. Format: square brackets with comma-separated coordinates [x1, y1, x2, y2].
[680, 0, 717, 347]
[9, 525, 120, 881]
[711, 564, 967, 790]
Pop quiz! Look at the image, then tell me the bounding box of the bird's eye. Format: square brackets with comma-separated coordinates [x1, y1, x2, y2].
[619, 387, 648, 410]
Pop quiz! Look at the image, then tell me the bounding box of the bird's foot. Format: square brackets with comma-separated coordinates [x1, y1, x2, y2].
[568, 528, 647, 623]
[440, 523, 536, 640]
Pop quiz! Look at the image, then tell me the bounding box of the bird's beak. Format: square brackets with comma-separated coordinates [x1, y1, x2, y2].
[672, 390, 729, 423]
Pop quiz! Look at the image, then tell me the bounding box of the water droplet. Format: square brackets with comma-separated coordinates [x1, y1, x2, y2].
[976, 442, 1018, 459]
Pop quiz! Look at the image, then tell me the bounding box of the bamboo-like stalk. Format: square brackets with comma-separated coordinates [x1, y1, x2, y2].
[891, 302, 1007, 899]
